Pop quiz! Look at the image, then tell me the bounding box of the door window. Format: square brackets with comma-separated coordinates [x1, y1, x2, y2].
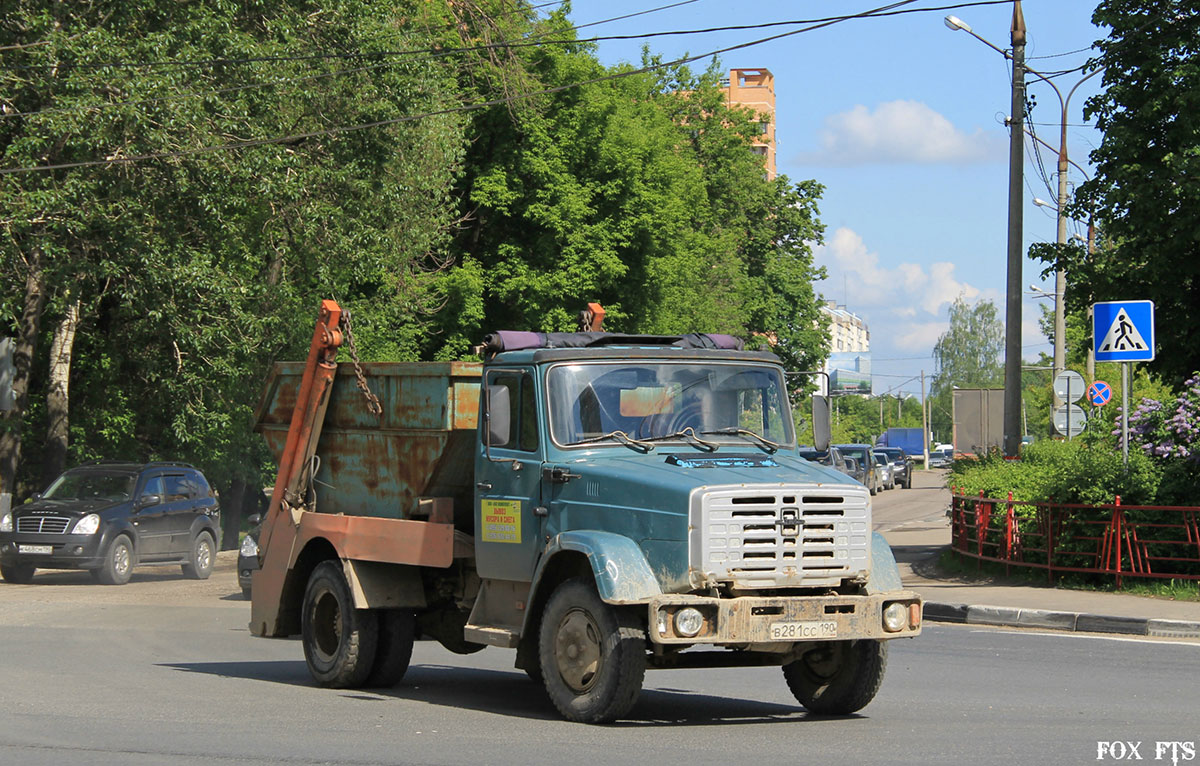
[488, 371, 539, 452]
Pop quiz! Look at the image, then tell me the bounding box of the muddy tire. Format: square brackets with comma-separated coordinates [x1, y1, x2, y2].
[538, 578, 645, 724]
[301, 561, 379, 688]
[783, 639, 887, 715]
[1, 562, 35, 584]
[181, 531, 214, 580]
[97, 535, 134, 585]
[365, 609, 416, 688]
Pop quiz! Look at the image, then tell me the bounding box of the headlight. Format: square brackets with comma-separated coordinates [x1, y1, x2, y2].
[673, 607, 704, 637]
[883, 602, 908, 632]
[0, 513, 11, 533]
[72, 514, 100, 535]
[239, 534, 259, 557]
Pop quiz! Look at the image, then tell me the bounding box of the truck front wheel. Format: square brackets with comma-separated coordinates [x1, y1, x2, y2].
[783, 639, 887, 715]
[538, 578, 646, 724]
[301, 561, 379, 688]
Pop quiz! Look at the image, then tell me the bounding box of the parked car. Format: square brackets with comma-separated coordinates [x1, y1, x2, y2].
[0, 461, 221, 585]
[797, 445, 857, 479]
[875, 447, 913, 489]
[873, 451, 895, 490]
[834, 444, 880, 495]
[928, 448, 953, 468]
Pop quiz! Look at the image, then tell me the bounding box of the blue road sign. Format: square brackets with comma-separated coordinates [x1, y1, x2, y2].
[1093, 300, 1155, 362]
[1087, 380, 1112, 407]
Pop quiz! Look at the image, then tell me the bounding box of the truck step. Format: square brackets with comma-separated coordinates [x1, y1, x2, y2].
[463, 624, 520, 648]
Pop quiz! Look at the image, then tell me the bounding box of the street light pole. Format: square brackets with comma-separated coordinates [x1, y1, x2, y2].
[1024, 66, 1101, 397]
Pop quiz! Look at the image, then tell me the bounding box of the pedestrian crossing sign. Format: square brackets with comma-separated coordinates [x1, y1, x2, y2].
[1093, 300, 1155, 362]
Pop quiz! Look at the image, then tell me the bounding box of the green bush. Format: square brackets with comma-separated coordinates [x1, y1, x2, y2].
[948, 440, 1161, 505]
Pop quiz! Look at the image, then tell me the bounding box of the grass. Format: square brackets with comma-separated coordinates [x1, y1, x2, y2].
[936, 548, 1200, 602]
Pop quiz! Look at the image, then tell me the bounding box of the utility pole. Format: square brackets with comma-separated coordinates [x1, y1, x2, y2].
[1002, 0, 1027, 457]
[921, 370, 929, 467]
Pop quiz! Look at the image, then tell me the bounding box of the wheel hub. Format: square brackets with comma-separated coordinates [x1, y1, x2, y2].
[311, 589, 343, 662]
[555, 609, 602, 692]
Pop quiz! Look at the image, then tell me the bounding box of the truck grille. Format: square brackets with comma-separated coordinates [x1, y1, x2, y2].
[691, 486, 870, 589]
[16, 516, 71, 534]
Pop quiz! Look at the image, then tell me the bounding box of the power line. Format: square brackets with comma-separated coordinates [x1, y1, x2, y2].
[0, 0, 1018, 175]
[6, 0, 1008, 75]
[5, 0, 704, 73]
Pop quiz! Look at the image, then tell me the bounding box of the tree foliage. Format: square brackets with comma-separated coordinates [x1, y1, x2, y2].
[1039, 0, 1200, 383]
[0, 1, 829, 514]
[928, 297, 1004, 438]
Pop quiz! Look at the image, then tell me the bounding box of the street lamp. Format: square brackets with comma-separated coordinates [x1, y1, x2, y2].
[945, 1, 1026, 457]
[1023, 64, 1101, 404]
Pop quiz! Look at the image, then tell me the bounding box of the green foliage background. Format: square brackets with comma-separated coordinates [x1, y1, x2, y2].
[1, 1, 829, 521]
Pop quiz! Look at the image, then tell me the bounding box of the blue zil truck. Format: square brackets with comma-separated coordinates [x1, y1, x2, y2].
[250, 301, 922, 723]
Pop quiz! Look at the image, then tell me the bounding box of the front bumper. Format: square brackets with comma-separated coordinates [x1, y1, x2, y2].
[647, 590, 923, 645]
[237, 553, 259, 590]
[0, 532, 106, 569]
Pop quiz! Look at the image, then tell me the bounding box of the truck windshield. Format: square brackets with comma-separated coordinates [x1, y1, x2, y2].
[547, 362, 794, 448]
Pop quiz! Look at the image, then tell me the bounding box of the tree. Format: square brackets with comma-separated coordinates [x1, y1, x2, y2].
[1037, 1, 1200, 383]
[428, 9, 827, 371]
[929, 297, 1004, 438]
[1, 1, 468, 512]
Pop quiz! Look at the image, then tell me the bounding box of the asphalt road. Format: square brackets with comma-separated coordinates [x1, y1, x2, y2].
[2, 486, 1198, 765]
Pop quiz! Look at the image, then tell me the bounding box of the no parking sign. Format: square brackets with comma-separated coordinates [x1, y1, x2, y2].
[1087, 380, 1112, 407]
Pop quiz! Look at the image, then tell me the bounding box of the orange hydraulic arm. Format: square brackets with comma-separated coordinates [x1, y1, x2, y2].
[257, 299, 343, 556]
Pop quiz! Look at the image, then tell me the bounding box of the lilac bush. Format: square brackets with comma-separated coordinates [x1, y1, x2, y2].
[1122, 373, 1200, 463]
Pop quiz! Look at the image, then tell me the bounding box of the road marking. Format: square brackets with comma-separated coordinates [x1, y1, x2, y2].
[969, 628, 1200, 648]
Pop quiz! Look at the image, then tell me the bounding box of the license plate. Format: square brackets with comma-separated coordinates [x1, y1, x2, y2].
[770, 620, 838, 640]
[18, 544, 53, 555]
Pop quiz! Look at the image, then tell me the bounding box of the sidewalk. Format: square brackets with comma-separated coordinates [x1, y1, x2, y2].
[880, 484, 1200, 639]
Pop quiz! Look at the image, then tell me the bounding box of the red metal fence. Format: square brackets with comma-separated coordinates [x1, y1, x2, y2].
[949, 489, 1200, 587]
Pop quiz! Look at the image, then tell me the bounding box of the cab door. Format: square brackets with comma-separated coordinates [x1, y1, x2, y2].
[474, 368, 545, 583]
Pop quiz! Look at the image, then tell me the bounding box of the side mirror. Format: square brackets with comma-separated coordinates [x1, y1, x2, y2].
[811, 395, 831, 452]
[486, 385, 511, 447]
[844, 457, 857, 474]
[137, 493, 162, 509]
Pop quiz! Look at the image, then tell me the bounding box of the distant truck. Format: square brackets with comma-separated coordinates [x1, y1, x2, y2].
[249, 301, 922, 723]
[875, 428, 927, 462]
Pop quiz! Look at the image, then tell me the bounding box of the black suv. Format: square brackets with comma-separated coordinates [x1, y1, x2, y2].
[0, 461, 220, 585]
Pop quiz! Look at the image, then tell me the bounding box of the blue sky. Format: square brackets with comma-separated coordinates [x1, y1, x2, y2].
[564, 0, 1105, 398]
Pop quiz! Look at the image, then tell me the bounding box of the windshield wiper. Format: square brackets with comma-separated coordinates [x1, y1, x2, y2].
[575, 430, 655, 453]
[701, 427, 781, 453]
[642, 427, 719, 452]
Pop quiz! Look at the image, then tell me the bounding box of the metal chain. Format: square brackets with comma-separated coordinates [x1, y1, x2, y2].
[339, 310, 383, 417]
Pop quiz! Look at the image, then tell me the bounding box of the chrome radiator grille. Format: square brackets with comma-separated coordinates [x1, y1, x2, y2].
[691, 486, 870, 588]
[17, 516, 71, 534]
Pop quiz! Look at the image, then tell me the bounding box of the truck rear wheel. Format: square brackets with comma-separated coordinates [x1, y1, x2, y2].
[365, 609, 416, 688]
[783, 639, 887, 715]
[301, 561, 379, 688]
[538, 578, 645, 724]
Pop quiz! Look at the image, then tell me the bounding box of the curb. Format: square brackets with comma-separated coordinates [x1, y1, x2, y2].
[923, 601, 1200, 638]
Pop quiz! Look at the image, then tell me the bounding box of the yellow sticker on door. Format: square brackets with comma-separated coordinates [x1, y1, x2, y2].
[481, 499, 522, 543]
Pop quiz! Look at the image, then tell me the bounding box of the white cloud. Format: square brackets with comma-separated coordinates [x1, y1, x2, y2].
[813, 227, 981, 318]
[798, 100, 1004, 166]
[895, 322, 947, 352]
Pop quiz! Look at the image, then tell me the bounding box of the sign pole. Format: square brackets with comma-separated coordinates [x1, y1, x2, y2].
[1121, 362, 1130, 468]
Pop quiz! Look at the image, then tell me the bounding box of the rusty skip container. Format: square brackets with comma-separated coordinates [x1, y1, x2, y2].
[254, 361, 482, 533]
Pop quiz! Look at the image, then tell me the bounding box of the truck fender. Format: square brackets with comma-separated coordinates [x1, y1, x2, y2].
[865, 531, 904, 594]
[534, 531, 662, 605]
